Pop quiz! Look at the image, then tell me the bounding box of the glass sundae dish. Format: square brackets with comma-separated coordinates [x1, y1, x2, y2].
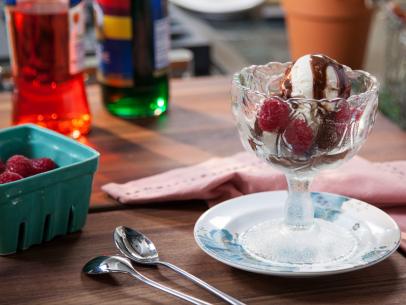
[231, 54, 379, 266]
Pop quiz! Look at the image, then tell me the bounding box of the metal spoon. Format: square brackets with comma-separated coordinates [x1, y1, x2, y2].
[83, 255, 212, 305]
[114, 226, 246, 305]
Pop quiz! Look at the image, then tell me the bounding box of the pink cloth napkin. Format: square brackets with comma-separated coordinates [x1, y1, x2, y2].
[102, 152, 406, 252]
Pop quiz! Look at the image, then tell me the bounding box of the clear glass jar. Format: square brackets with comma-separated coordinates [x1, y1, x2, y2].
[380, 2, 406, 129]
[4, 0, 91, 138]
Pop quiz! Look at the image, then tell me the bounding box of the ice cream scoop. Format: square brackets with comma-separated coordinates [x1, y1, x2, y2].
[281, 54, 351, 100]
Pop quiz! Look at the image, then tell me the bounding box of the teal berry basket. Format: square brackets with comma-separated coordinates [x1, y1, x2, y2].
[0, 124, 99, 255]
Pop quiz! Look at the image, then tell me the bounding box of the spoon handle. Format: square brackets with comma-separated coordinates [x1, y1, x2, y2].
[159, 261, 246, 305]
[128, 269, 213, 305]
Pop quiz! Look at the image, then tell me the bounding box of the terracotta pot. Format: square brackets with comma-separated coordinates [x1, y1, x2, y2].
[282, 0, 374, 69]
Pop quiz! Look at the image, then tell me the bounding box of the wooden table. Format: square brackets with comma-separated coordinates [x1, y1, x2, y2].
[0, 77, 405, 305]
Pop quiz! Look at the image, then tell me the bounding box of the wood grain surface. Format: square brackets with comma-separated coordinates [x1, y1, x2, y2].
[0, 77, 405, 305]
[1, 207, 406, 305]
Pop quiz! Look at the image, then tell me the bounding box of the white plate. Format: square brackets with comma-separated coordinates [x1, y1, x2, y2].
[169, 0, 265, 14]
[194, 191, 400, 277]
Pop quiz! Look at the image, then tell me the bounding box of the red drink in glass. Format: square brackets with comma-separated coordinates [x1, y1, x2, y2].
[6, 0, 91, 138]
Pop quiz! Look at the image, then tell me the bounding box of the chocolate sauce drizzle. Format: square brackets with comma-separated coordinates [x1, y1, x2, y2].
[310, 55, 327, 99]
[310, 54, 350, 99]
[281, 65, 292, 98]
[281, 55, 350, 99]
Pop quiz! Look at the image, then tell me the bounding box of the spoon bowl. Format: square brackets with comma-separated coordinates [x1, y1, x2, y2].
[83, 255, 134, 275]
[114, 226, 159, 264]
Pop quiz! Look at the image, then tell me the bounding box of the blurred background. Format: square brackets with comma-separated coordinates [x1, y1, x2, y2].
[0, 0, 405, 126]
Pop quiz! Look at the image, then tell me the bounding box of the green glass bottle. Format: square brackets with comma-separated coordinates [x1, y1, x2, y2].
[94, 0, 169, 118]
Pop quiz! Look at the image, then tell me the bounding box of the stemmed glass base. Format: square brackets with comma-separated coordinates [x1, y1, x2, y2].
[239, 176, 359, 266]
[240, 219, 358, 266]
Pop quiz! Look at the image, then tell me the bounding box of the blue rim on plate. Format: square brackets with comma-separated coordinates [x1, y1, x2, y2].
[194, 191, 401, 277]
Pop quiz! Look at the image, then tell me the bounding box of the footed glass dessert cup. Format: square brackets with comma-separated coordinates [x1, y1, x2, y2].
[231, 62, 379, 266]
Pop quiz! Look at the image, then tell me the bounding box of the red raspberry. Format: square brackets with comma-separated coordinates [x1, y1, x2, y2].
[335, 102, 351, 123]
[317, 102, 351, 150]
[32, 158, 57, 174]
[0, 160, 5, 174]
[316, 119, 341, 150]
[6, 155, 33, 177]
[0, 171, 23, 184]
[284, 119, 314, 154]
[352, 108, 363, 121]
[258, 97, 291, 132]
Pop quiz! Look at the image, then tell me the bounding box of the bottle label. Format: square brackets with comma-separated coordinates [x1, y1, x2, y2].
[5, 0, 86, 76]
[69, 1, 86, 75]
[95, 0, 169, 87]
[94, 0, 133, 87]
[154, 17, 170, 70]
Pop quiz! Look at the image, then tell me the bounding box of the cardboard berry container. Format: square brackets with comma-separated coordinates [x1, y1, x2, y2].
[0, 124, 99, 255]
